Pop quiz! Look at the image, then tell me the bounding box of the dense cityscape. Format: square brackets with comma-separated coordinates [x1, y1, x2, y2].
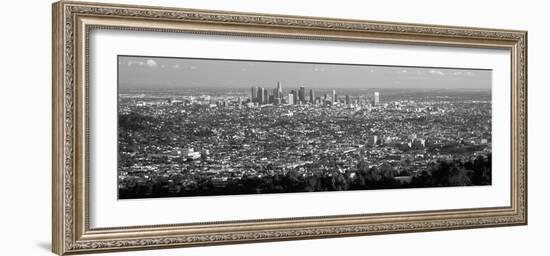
[118, 82, 492, 199]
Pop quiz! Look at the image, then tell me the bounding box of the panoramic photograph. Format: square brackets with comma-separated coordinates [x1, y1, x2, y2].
[117, 55, 492, 199]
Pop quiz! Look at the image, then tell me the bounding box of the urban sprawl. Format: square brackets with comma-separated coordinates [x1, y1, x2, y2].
[118, 82, 492, 199]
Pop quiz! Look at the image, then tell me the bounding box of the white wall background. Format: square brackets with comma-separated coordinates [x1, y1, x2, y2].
[0, 0, 547, 255]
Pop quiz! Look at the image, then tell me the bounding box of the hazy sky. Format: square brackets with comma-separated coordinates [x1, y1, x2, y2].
[118, 56, 491, 89]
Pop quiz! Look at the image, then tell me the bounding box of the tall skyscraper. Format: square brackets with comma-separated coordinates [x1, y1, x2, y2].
[332, 90, 336, 104]
[309, 89, 315, 104]
[251, 87, 257, 102]
[258, 87, 265, 105]
[298, 86, 306, 103]
[277, 81, 283, 100]
[288, 92, 294, 105]
[346, 94, 350, 105]
[272, 88, 279, 104]
[257, 86, 263, 104]
[290, 90, 297, 105]
[373, 91, 380, 106]
[263, 89, 269, 104]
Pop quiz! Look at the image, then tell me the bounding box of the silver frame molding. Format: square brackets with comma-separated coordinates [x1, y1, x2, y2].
[52, 1, 527, 255]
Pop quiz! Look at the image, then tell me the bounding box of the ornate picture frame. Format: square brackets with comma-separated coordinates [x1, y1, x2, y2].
[52, 1, 527, 255]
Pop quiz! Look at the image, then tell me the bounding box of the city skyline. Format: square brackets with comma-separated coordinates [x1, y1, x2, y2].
[119, 56, 492, 90]
[249, 81, 381, 106]
[117, 55, 492, 199]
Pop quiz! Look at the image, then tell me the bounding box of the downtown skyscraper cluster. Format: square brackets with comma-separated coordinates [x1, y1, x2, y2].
[251, 82, 380, 107]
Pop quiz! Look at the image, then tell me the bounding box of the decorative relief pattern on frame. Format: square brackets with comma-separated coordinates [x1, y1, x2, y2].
[58, 2, 527, 253]
[69, 216, 524, 250]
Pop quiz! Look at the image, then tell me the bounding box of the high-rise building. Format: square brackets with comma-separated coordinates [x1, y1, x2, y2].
[290, 90, 297, 105]
[251, 87, 257, 102]
[263, 89, 269, 104]
[277, 81, 283, 100]
[257, 86, 263, 104]
[272, 88, 278, 104]
[373, 91, 380, 106]
[299, 86, 306, 103]
[346, 94, 350, 105]
[368, 135, 378, 147]
[288, 92, 294, 105]
[332, 90, 336, 104]
[309, 89, 315, 104]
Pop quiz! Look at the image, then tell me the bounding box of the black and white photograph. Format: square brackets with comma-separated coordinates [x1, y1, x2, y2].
[117, 56, 492, 199]
[2, 0, 542, 255]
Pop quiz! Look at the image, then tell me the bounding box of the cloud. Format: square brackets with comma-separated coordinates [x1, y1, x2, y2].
[172, 64, 180, 69]
[428, 69, 444, 76]
[399, 69, 424, 74]
[146, 59, 158, 68]
[190, 66, 198, 70]
[124, 60, 145, 67]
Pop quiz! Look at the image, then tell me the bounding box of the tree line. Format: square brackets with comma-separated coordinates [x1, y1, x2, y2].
[119, 154, 491, 199]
